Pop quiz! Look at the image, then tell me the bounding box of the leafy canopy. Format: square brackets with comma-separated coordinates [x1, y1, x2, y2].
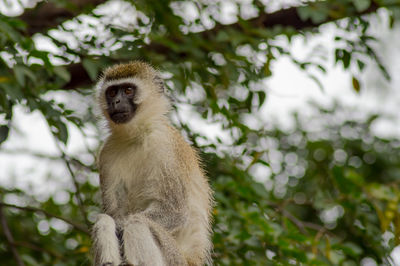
[0, 0, 400, 265]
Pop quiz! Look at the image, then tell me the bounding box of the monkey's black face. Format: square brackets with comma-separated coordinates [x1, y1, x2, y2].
[105, 83, 138, 124]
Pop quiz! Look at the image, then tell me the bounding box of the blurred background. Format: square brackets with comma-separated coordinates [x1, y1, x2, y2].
[1, 0, 400, 265]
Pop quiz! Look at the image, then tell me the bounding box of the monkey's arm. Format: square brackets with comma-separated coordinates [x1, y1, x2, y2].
[142, 169, 188, 232]
[121, 172, 189, 266]
[142, 199, 187, 232]
[91, 173, 122, 266]
[99, 174, 120, 216]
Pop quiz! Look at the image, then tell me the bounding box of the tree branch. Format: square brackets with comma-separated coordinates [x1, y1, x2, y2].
[279, 208, 335, 237]
[53, 139, 90, 228]
[208, 2, 379, 35]
[19, 0, 106, 35]
[13, 241, 63, 259]
[0, 148, 96, 172]
[61, 2, 383, 91]
[0, 205, 25, 266]
[0, 202, 89, 234]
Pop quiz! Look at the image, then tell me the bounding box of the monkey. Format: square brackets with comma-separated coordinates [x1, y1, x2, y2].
[91, 61, 213, 266]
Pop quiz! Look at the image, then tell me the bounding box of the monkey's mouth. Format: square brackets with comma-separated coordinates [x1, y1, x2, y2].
[108, 104, 137, 124]
[110, 111, 132, 123]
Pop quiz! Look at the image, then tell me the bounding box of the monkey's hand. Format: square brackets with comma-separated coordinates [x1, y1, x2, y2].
[92, 214, 122, 266]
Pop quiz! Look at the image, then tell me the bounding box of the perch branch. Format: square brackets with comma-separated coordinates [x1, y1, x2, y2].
[0, 202, 89, 234]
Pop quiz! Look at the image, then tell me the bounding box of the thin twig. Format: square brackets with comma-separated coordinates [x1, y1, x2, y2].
[303, 221, 335, 237]
[312, 228, 326, 255]
[53, 140, 90, 227]
[0, 205, 25, 266]
[0, 202, 89, 234]
[13, 241, 63, 259]
[0, 148, 95, 172]
[280, 208, 308, 234]
[279, 208, 336, 238]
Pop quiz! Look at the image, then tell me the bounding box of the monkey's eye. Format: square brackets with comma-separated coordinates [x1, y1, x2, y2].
[125, 87, 134, 95]
[107, 88, 117, 97]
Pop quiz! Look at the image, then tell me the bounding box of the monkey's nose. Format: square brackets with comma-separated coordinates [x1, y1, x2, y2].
[113, 99, 121, 107]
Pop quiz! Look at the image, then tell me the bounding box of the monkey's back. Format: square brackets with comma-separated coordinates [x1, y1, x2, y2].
[170, 127, 213, 265]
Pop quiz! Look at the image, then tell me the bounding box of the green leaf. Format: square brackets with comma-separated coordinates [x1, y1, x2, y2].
[82, 58, 100, 81]
[297, 5, 328, 24]
[367, 183, 396, 200]
[310, 10, 328, 24]
[297, 6, 311, 21]
[332, 167, 361, 195]
[21, 254, 40, 266]
[53, 66, 71, 82]
[13, 65, 36, 87]
[14, 65, 26, 86]
[308, 74, 324, 91]
[354, 0, 371, 12]
[357, 60, 365, 71]
[342, 50, 351, 69]
[0, 19, 22, 43]
[48, 118, 69, 144]
[1, 83, 23, 100]
[352, 76, 361, 93]
[334, 242, 363, 257]
[257, 91, 266, 108]
[57, 120, 69, 144]
[0, 125, 9, 144]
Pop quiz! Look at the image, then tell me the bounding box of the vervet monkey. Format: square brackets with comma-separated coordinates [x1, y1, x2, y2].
[92, 61, 213, 266]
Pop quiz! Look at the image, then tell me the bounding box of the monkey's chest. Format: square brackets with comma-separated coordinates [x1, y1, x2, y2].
[113, 177, 154, 212]
[102, 150, 160, 217]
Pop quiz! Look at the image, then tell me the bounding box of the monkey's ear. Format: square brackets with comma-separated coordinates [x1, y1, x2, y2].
[154, 75, 165, 94]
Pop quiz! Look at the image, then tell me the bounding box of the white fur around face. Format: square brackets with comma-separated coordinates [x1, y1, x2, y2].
[95, 76, 171, 138]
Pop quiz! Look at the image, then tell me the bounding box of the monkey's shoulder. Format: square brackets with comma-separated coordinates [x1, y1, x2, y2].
[168, 125, 200, 164]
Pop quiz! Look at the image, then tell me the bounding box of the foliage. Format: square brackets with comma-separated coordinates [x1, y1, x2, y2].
[212, 104, 400, 265]
[1, 0, 400, 265]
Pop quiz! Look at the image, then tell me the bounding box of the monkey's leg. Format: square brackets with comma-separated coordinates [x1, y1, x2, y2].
[92, 214, 122, 266]
[122, 214, 165, 266]
[122, 214, 187, 266]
